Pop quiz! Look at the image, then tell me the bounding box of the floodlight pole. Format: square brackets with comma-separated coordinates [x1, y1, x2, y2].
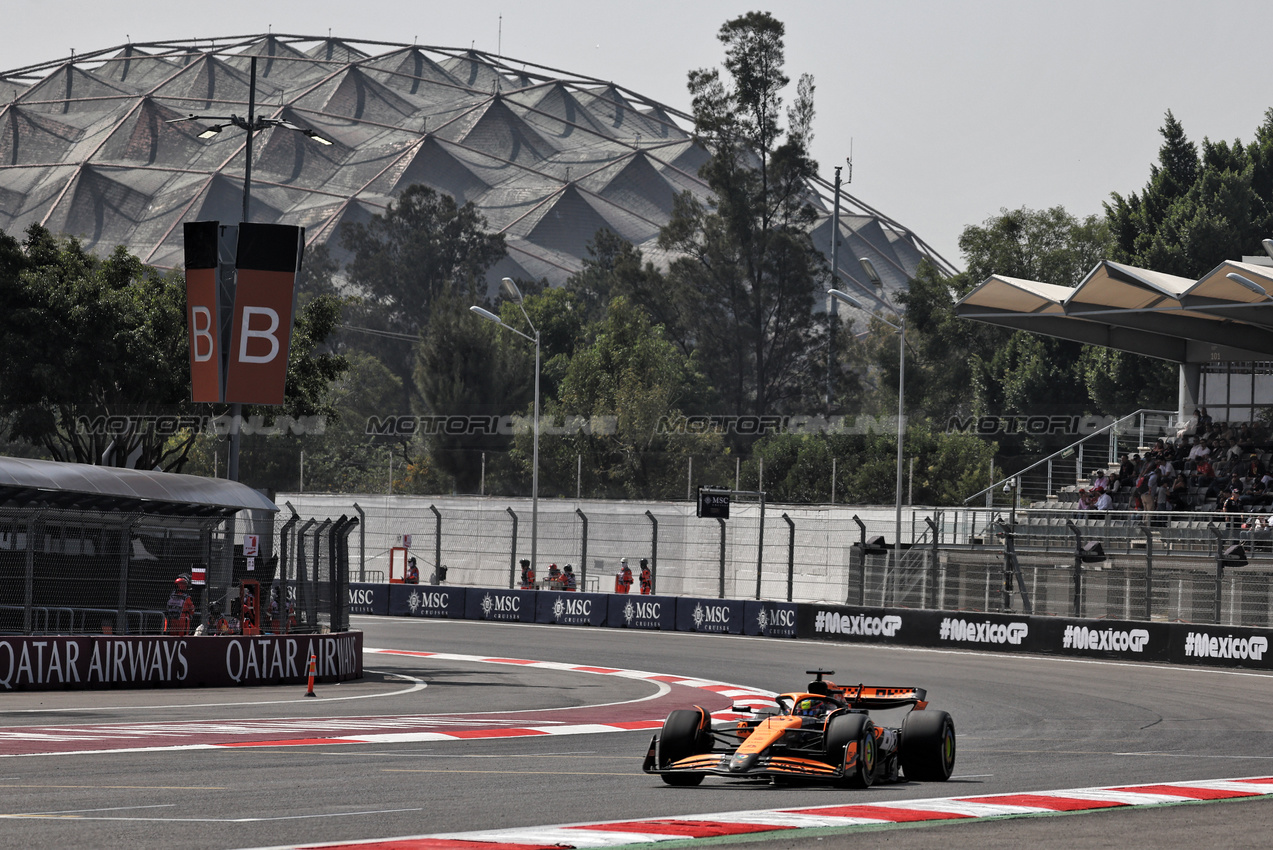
[829, 260, 905, 582]
[172, 55, 331, 481]
[227, 56, 259, 483]
[471, 280, 540, 572]
[826, 165, 842, 413]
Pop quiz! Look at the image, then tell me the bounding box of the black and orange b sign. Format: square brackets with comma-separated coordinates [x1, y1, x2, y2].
[183, 222, 305, 406]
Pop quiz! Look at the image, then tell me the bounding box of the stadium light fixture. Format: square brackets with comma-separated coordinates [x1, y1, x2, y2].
[1227, 272, 1270, 298]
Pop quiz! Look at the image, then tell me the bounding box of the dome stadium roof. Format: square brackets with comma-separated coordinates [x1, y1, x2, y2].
[0, 34, 954, 295]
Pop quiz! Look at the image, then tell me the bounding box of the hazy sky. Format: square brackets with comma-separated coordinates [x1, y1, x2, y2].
[5, 0, 1271, 270]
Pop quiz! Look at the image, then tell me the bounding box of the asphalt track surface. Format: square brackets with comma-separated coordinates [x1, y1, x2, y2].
[1, 615, 1271, 849]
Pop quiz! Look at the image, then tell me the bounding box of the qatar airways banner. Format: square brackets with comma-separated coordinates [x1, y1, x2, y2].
[0, 632, 362, 692]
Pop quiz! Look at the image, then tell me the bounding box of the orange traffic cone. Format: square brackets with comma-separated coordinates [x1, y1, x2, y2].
[305, 653, 317, 697]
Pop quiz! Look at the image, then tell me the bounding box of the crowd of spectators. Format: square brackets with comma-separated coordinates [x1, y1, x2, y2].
[1075, 407, 1273, 520]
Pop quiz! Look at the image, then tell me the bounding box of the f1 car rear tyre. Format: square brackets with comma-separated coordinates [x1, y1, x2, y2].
[826, 713, 876, 788]
[659, 708, 707, 786]
[900, 710, 956, 782]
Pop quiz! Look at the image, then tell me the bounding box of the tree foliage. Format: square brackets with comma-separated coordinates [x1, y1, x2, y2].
[340, 184, 507, 404]
[1106, 110, 1273, 277]
[653, 11, 828, 416]
[0, 225, 195, 469]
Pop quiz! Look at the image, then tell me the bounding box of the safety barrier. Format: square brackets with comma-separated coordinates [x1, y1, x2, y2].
[0, 631, 363, 692]
[352, 581, 1273, 672]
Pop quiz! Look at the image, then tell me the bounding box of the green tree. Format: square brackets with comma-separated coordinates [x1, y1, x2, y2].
[0, 225, 195, 470]
[527, 297, 722, 499]
[340, 184, 507, 403]
[655, 11, 828, 417]
[412, 293, 535, 493]
[1107, 110, 1263, 277]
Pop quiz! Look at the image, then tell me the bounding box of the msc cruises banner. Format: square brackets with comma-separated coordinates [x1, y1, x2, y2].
[607, 594, 676, 630]
[389, 584, 465, 618]
[675, 597, 746, 634]
[0, 632, 363, 692]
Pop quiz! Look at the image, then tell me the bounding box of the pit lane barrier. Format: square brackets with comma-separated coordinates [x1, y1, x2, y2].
[360, 581, 1273, 671]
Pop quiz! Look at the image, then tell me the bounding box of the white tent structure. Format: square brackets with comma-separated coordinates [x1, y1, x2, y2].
[0, 34, 952, 296]
[955, 257, 1273, 416]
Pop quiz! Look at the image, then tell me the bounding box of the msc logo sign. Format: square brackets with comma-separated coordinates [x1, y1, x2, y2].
[551, 596, 594, 623]
[480, 593, 521, 619]
[756, 606, 796, 636]
[623, 600, 662, 624]
[691, 603, 734, 631]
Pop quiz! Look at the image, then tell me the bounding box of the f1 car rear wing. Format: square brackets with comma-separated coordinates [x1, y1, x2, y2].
[842, 685, 929, 710]
[802, 671, 929, 710]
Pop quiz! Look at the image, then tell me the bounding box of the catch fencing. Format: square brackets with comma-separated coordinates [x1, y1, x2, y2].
[282, 493, 1273, 629]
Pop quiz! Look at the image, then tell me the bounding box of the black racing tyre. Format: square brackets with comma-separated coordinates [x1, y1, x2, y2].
[826, 713, 876, 788]
[659, 708, 707, 786]
[900, 710, 956, 782]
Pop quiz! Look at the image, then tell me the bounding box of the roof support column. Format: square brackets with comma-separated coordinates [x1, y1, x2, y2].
[1178, 362, 1201, 421]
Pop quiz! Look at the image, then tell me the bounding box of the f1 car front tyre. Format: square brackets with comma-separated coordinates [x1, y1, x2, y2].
[658, 708, 707, 786]
[826, 713, 876, 788]
[900, 710, 956, 781]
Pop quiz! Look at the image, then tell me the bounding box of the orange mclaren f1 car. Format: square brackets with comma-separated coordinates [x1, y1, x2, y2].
[642, 669, 955, 787]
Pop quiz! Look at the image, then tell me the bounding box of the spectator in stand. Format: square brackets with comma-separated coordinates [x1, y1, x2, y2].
[1093, 487, 1114, 512]
[1192, 456, 1216, 489]
[1076, 488, 1095, 512]
[1091, 469, 1113, 493]
[1115, 454, 1137, 492]
[1226, 437, 1247, 466]
[1241, 516, 1273, 547]
[1188, 437, 1212, 464]
[1155, 476, 1172, 513]
[1239, 472, 1270, 508]
[1243, 454, 1267, 483]
[1212, 442, 1234, 479]
[1237, 424, 1257, 455]
[1195, 406, 1213, 437]
[1169, 474, 1192, 511]
[1222, 487, 1245, 526]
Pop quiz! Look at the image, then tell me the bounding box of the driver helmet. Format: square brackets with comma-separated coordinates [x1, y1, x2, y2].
[794, 698, 827, 717]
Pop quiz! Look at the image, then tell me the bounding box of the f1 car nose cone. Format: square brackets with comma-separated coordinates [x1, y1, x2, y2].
[729, 752, 758, 772]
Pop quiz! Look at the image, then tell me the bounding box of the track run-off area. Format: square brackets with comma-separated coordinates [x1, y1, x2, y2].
[0, 615, 1270, 849]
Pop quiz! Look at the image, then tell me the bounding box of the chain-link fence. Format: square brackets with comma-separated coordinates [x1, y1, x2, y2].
[282, 493, 1273, 628]
[0, 505, 359, 636]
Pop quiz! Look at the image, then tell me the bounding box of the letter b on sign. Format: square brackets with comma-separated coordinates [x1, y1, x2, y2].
[224, 223, 304, 405]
